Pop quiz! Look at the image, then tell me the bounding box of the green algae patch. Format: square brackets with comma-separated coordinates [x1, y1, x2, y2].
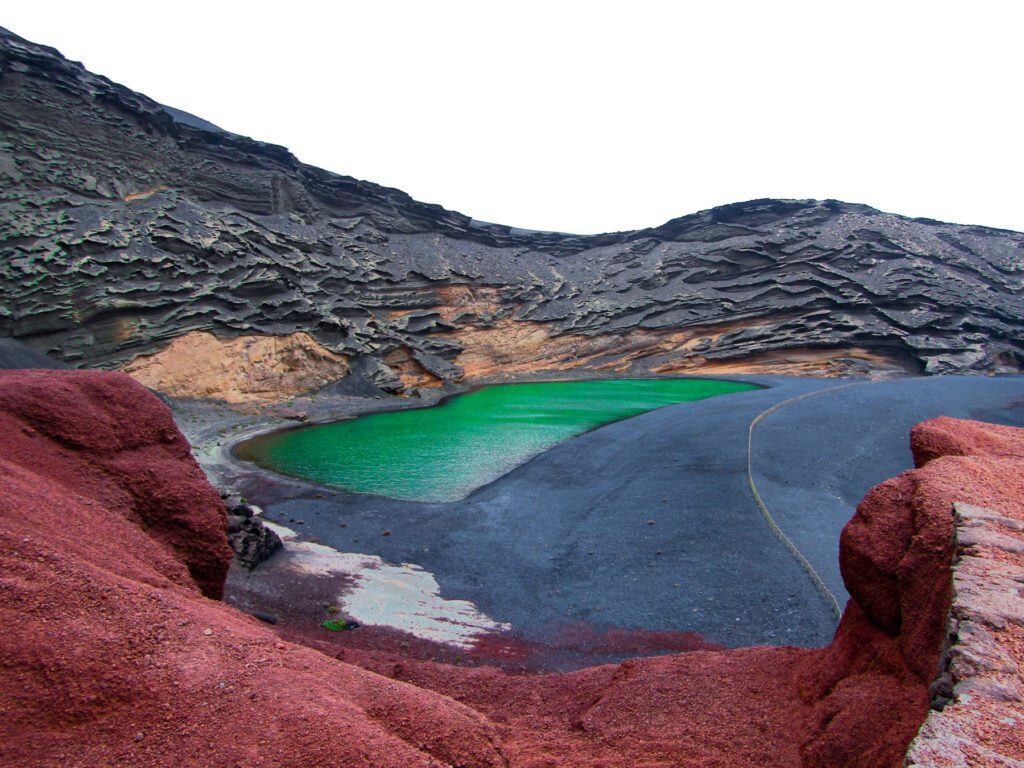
[322, 619, 356, 631]
[238, 378, 759, 502]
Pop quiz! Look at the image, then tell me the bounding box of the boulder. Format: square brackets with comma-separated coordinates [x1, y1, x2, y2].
[224, 500, 283, 568]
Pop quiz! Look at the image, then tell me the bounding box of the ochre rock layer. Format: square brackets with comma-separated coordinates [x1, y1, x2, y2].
[122, 330, 349, 402]
[1, 373, 1022, 766]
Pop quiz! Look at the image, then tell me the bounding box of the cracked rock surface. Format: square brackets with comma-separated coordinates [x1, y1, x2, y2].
[1, 26, 1022, 392]
[905, 501, 1024, 767]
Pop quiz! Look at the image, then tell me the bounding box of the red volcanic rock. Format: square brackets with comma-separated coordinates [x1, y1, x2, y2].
[838, 417, 1024, 659]
[0, 369, 232, 597]
[839, 473, 918, 633]
[905, 501, 1024, 767]
[1, 372, 1021, 768]
[911, 414, 1024, 467]
[0, 371, 504, 768]
[797, 417, 1024, 768]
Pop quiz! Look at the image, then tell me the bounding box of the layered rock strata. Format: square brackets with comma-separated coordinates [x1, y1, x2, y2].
[1, 27, 1022, 399]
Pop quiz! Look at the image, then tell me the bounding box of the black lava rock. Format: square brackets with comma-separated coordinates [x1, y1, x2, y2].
[0, 27, 1021, 378]
[225, 502, 283, 569]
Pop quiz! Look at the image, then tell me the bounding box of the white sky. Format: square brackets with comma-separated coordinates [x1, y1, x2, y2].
[5, 1, 1023, 234]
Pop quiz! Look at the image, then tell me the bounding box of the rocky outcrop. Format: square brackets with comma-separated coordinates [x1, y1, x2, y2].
[223, 495, 283, 568]
[122, 331, 349, 402]
[1, 27, 1022, 395]
[901, 423, 1024, 768]
[905, 501, 1024, 767]
[800, 417, 1024, 768]
[1, 369, 1021, 766]
[0, 369, 232, 597]
[0, 370, 506, 768]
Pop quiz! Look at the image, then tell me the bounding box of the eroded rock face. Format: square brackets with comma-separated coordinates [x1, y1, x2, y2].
[902, 424, 1024, 767]
[793, 417, 1024, 768]
[122, 331, 349, 402]
[906, 502, 1024, 767]
[1, 27, 1022, 392]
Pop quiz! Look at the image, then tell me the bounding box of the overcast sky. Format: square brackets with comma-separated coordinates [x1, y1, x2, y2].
[6, 2, 1023, 234]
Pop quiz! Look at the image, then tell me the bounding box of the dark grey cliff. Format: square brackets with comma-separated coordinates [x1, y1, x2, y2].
[1, 26, 1021, 382]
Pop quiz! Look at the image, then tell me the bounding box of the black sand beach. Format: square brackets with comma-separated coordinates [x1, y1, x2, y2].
[197, 374, 1024, 667]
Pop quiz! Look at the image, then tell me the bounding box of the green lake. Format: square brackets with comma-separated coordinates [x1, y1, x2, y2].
[237, 378, 759, 502]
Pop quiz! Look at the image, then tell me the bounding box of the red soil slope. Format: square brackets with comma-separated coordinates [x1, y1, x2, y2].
[1, 371, 1021, 767]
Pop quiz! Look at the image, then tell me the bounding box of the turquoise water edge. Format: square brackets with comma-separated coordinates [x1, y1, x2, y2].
[238, 378, 759, 502]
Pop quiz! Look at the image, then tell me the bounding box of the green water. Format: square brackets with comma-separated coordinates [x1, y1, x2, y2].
[238, 378, 759, 502]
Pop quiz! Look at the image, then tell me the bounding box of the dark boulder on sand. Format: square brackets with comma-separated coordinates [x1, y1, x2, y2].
[223, 496, 283, 568]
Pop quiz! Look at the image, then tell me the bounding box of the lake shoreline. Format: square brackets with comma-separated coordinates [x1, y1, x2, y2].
[169, 370, 1024, 670]
[234, 377, 763, 503]
[172, 368, 782, 503]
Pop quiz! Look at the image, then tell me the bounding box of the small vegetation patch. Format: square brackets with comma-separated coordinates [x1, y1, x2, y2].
[322, 618, 358, 631]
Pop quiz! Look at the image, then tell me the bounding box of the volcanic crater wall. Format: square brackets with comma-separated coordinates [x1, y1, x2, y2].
[1, 26, 1023, 399]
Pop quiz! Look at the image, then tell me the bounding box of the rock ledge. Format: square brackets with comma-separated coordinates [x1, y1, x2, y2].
[905, 502, 1024, 767]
